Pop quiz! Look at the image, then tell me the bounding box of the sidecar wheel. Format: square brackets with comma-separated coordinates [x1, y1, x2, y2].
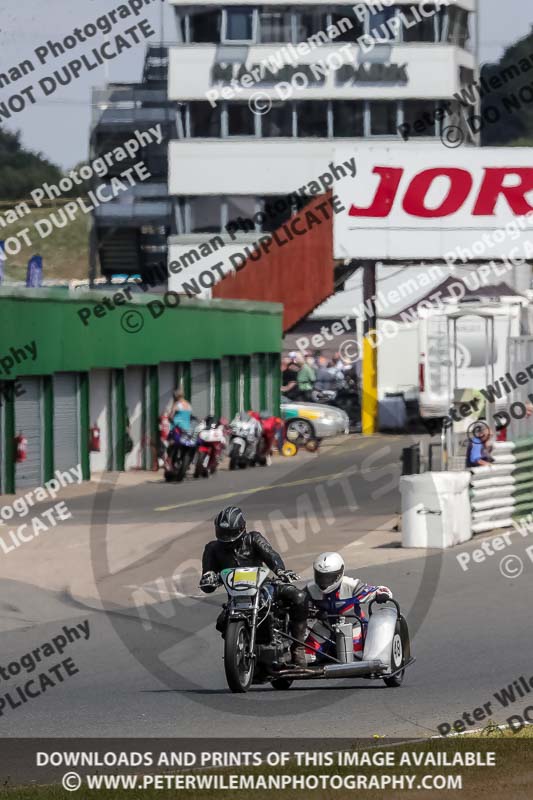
[383, 621, 405, 687]
[271, 678, 293, 691]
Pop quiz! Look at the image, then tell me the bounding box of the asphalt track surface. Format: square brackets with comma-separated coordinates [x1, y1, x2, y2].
[0, 435, 531, 739]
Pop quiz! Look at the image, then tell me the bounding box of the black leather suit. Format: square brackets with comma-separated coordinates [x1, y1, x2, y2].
[201, 531, 308, 623]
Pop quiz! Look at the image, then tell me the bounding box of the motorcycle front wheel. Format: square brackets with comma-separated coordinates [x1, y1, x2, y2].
[224, 620, 254, 693]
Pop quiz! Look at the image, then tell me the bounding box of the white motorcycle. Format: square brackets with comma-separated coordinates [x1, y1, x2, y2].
[228, 412, 262, 470]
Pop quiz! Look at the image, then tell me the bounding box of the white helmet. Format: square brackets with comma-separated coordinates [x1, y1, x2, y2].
[313, 552, 345, 594]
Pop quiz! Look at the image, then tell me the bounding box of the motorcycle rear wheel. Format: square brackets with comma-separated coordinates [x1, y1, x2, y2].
[224, 620, 254, 693]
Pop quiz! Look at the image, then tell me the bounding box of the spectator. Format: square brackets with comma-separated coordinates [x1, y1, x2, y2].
[315, 356, 336, 392]
[466, 425, 495, 468]
[168, 390, 193, 433]
[281, 355, 300, 400]
[332, 351, 346, 371]
[297, 355, 316, 401]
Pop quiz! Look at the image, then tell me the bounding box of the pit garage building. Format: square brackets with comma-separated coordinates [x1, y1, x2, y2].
[0, 288, 282, 493]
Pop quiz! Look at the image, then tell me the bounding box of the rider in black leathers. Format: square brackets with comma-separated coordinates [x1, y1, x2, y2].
[200, 506, 308, 667]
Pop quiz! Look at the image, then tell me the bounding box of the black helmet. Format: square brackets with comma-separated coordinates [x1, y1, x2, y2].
[214, 506, 246, 546]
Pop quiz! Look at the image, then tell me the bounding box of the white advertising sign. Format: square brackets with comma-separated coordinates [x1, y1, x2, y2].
[333, 146, 533, 261]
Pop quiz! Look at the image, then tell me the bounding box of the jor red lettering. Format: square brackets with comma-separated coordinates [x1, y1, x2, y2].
[348, 166, 533, 218]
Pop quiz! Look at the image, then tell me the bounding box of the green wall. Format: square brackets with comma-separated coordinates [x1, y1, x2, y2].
[0, 288, 283, 377]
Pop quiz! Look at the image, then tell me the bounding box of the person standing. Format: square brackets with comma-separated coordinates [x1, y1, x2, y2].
[168, 390, 193, 433]
[466, 425, 494, 468]
[297, 355, 316, 401]
[281, 354, 300, 400]
[313, 356, 332, 392]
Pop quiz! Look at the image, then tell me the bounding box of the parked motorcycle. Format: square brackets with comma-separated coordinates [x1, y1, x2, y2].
[193, 416, 227, 479]
[206, 567, 414, 693]
[312, 380, 361, 433]
[249, 411, 282, 466]
[228, 412, 262, 470]
[163, 424, 196, 482]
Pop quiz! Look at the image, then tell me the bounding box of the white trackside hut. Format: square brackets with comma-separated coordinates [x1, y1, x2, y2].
[418, 297, 530, 424]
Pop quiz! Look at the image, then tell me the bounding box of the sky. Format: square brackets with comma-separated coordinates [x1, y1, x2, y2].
[0, 0, 531, 170]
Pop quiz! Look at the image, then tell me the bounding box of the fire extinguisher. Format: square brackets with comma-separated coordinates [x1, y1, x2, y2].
[14, 432, 27, 463]
[89, 424, 101, 452]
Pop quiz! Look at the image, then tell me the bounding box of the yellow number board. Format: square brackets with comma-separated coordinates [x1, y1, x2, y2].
[234, 568, 258, 585]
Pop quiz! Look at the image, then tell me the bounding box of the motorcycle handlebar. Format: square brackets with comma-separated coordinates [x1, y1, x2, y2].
[271, 572, 300, 585]
[199, 573, 222, 589]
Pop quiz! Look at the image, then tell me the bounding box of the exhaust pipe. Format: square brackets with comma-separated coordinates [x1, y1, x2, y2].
[323, 659, 386, 679]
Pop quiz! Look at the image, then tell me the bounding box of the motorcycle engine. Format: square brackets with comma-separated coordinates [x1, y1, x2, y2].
[256, 635, 292, 670]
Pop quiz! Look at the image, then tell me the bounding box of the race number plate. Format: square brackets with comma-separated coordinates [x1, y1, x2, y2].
[234, 568, 258, 585]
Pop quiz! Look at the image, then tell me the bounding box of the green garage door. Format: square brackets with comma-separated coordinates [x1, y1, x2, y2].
[221, 358, 232, 420]
[15, 377, 43, 489]
[53, 373, 80, 473]
[158, 362, 177, 415]
[250, 355, 261, 412]
[191, 361, 212, 420]
[267, 354, 280, 416]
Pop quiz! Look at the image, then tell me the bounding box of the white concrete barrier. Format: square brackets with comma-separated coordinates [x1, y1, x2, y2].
[401, 472, 471, 549]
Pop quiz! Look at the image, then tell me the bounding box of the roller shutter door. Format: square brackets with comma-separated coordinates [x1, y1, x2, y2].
[250, 356, 261, 412]
[53, 374, 80, 473]
[191, 361, 211, 420]
[15, 377, 43, 489]
[237, 360, 245, 413]
[89, 369, 112, 472]
[158, 362, 176, 415]
[266, 355, 276, 415]
[125, 367, 145, 470]
[221, 358, 232, 420]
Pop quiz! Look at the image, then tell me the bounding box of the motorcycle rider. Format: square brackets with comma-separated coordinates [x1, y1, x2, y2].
[305, 552, 392, 659]
[199, 506, 308, 667]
